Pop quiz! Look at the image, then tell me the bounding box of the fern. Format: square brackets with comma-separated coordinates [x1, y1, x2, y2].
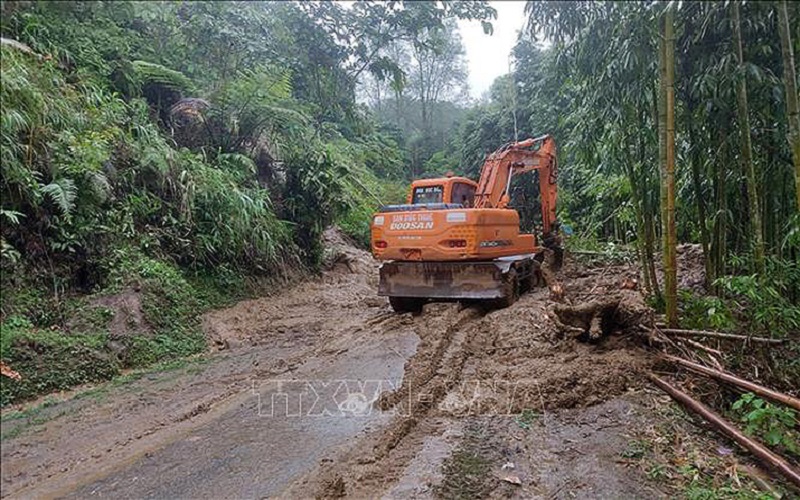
[132, 60, 195, 93]
[0, 209, 25, 225]
[40, 178, 78, 217]
[87, 171, 111, 201]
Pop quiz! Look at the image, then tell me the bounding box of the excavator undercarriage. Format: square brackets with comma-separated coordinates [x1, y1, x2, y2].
[379, 254, 541, 300]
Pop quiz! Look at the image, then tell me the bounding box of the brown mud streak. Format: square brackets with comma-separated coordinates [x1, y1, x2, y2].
[376, 307, 481, 456]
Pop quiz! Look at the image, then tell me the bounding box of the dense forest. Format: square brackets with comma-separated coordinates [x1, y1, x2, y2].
[1, 1, 798, 406]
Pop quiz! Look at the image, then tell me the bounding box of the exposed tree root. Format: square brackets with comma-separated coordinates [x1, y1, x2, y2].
[552, 291, 653, 342]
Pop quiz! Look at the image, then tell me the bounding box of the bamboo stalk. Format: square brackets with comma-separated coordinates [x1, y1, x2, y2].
[662, 354, 800, 412]
[664, 6, 678, 328]
[681, 338, 722, 356]
[648, 374, 800, 488]
[776, 0, 800, 209]
[732, 1, 766, 275]
[660, 328, 784, 344]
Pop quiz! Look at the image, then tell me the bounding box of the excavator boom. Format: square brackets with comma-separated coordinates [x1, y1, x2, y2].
[474, 134, 558, 236]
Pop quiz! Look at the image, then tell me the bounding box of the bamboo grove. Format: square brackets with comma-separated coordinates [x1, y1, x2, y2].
[518, 1, 800, 329]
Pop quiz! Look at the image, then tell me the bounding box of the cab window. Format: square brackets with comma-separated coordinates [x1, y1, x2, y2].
[412, 185, 443, 204]
[451, 182, 476, 207]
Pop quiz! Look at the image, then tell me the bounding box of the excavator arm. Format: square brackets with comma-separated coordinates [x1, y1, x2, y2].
[473, 135, 559, 240]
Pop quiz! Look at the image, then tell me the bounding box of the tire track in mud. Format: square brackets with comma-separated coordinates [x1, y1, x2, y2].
[286, 303, 488, 498]
[375, 306, 483, 456]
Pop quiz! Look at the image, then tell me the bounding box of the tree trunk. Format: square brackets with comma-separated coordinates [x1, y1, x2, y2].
[658, 25, 668, 258]
[688, 116, 712, 287]
[663, 8, 678, 328]
[639, 112, 662, 300]
[713, 128, 728, 290]
[732, 2, 766, 276]
[777, 0, 800, 210]
[628, 137, 653, 295]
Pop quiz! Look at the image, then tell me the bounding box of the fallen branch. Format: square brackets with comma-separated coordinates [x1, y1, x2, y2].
[662, 355, 800, 412]
[681, 338, 722, 357]
[648, 374, 800, 488]
[660, 328, 784, 344]
[569, 250, 632, 257]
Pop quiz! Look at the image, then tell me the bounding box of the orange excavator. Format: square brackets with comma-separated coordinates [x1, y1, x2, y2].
[371, 135, 561, 312]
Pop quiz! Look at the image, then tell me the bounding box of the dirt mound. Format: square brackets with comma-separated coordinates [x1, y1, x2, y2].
[654, 243, 707, 293]
[203, 226, 382, 350]
[677, 243, 706, 291]
[72, 289, 150, 338]
[321, 227, 376, 279]
[457, 288, 655, 413]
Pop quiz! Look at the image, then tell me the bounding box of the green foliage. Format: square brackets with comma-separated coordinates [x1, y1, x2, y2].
[282, 144, 352, 263]
[678, 290, 735, 331]
[181, 151, 295, 270]
[714, 262, 800, 336]
[0, 316, 120, 407]
[620, 439, 651, 459]
[515, 408, 540, 430]
[732, 393, 798, 457]
[132, 60, 194, 93]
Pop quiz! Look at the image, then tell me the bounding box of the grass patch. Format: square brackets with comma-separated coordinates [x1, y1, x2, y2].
[0, 248, 235, 407]
[435, 422, 497, 499]
[0, 316, 120, 407]
[514, 408, 540, 430]
[1, 356, 210, 440]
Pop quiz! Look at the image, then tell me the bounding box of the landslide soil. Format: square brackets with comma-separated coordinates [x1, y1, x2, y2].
[2, 232, 665, 499]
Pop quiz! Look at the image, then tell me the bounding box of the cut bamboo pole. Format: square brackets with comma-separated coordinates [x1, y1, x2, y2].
[662, 354, 800, 411]
[681, 338, 722, 356]
[649, 374, 800, 488]
[660, 328, 784, 344]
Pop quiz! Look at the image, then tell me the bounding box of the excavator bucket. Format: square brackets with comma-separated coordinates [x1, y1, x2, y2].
[378, 261, 511, 300]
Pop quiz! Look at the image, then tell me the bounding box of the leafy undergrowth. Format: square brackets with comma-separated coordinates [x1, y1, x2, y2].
[0, 249, 243, 407]
[730, 393, 798, 460]
[631, 396, 792, 499]
[0, 318, 118, 406]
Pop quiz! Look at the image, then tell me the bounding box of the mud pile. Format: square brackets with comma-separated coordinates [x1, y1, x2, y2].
[380, 255, 656, 418]
[321, 227, 377, 281]
[676, 243, 706, 291]
[203, 227, 381, 350]
[655, 243, 707, 293]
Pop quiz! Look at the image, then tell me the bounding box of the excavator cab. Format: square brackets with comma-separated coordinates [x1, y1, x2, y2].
[407, 176, 477, 207]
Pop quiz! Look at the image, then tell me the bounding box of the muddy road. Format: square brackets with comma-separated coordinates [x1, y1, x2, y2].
[2, 231, 676, 498]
